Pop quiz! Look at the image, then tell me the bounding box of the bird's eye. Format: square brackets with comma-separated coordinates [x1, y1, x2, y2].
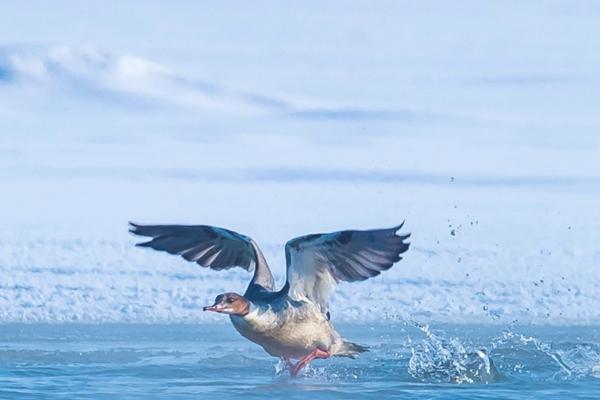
[226, 298, 235, 304]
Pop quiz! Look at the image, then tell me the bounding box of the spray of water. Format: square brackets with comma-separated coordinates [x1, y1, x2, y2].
[406, 320, 600, 384]
[492, 329, 600, 380]
[407, 321, 502, 384]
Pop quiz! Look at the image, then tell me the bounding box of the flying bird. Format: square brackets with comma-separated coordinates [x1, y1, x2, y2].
[129, 222, 410, 376]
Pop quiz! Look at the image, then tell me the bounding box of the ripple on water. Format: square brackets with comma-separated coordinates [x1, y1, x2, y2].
[0, 324, 599, 399]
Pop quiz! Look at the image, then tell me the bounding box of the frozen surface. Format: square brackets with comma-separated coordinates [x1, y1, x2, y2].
[0, 1, 599, 325]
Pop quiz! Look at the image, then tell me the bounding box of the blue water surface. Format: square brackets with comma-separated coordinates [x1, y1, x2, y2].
[0, 323, 598, 399]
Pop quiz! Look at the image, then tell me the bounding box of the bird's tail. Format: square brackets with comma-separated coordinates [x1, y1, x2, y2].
[334, 340, 369, 359]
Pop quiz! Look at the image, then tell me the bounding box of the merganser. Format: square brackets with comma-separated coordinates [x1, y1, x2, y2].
[129, 222, 410, 376]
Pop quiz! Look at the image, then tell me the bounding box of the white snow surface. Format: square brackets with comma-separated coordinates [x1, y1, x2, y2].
[0, 1, 599, 324]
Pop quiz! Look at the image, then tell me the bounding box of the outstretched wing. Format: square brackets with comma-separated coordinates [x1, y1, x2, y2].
[284, 223, 410, 311]
[129, 222, 275, 291]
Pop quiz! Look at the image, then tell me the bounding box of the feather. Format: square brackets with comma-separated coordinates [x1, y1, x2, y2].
[284, 223, 410, 311]
[129, 222, 275, 291]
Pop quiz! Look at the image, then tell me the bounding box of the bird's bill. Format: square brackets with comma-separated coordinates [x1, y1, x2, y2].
[203, 303, 223, 312]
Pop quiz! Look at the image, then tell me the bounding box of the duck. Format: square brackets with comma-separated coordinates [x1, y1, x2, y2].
[129, 222, 410, 376]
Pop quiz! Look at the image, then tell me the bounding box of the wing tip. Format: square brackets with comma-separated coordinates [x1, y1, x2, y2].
[393, 220, 405, 231]
[392, 221, 411, 243]
[129, 222, 156, 247]
[390, 221, 411, 256]
[128, 221, 142, 235]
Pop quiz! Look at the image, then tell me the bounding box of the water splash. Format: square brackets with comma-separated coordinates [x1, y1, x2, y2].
[403, 319, 600, 384]
[407, 322, 502, 384]
[491, 330, 600, 380]
[273, 358, 362, 381]
[274, 358, 291, 376]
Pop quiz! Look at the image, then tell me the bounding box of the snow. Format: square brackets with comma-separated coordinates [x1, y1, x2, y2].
[0, 1, 598, 324]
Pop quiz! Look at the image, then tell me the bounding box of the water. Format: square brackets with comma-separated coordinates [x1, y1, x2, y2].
[0, 1, 599, 327]
[1, 323, 598, 399]
[0, 2, 599, 398]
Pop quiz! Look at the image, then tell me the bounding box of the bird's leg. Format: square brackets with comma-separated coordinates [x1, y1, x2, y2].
[290, 348, 331, 377]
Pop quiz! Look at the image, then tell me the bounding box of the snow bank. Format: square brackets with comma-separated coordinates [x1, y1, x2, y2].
[0, 1, 598, 324]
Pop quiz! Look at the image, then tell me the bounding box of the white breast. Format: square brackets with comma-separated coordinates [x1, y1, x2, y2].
[230, 301, 338, 359]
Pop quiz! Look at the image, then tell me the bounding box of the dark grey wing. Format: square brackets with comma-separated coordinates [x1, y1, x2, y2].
[284, 223, 410, 311]
[129, 222, 274, 291]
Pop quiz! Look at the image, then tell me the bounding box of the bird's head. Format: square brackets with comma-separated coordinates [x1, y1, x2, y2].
[203, 292, 250, 316]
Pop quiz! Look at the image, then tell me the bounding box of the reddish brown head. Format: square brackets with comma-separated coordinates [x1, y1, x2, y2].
[203, 292, 250, 316]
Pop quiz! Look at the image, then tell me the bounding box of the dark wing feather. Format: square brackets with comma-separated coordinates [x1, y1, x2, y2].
[130, 222, 274, 291]
[284, 223, 410, 310]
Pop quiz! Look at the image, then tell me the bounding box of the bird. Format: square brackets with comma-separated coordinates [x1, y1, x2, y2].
[129, 222, 410, 376]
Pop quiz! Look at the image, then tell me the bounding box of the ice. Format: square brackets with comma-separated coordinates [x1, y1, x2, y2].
[0, 1, 599, 324]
